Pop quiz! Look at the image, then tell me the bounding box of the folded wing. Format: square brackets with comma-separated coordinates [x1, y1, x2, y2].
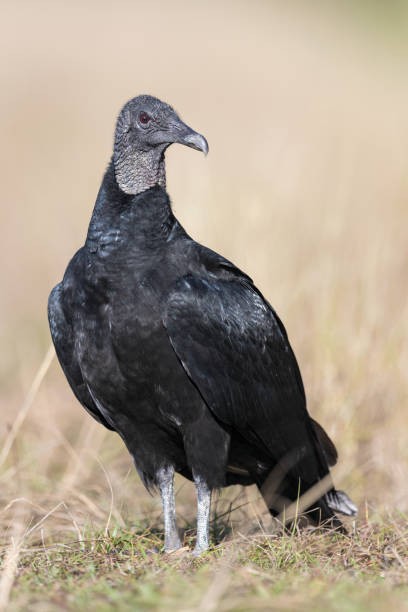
[163, 268, 332, 496]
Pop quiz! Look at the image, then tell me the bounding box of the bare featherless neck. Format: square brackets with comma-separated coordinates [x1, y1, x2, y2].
[114, 144, 167, 196]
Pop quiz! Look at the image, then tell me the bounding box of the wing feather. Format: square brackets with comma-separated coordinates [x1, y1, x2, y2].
[164, 272, 331, 488]
[48, 283, 114, 430]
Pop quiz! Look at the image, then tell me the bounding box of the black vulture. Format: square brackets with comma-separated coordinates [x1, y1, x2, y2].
[48, 95, 356, 555]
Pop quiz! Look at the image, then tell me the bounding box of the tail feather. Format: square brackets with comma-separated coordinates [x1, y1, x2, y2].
[326, 489, 357, 517]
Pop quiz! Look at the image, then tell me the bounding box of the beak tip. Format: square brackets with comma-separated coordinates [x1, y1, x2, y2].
[182, 132, 209, 156]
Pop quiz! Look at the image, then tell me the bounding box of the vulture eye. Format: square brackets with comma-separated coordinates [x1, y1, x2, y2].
[139, 111, 151, 125]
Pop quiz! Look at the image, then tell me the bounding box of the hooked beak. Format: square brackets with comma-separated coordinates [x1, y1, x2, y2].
[171, 120, 209, 155]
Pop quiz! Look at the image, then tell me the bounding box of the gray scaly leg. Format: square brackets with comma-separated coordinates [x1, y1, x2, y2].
[157, 466, 182, 552]
[193, 474, 212, 556]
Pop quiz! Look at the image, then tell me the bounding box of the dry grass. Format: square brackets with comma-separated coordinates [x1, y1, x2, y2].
[2, 511, 408, 610]
[1, 1, 408, 610]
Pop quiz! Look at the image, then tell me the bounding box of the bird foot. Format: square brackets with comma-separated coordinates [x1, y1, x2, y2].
[192, 544, 209, 557]
[163, 536, 183, 554]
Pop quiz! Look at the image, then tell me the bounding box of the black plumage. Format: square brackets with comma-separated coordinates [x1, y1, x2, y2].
[48, 95, 356, 554]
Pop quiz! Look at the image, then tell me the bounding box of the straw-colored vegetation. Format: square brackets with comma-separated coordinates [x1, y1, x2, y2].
[1, 2, 408, 610]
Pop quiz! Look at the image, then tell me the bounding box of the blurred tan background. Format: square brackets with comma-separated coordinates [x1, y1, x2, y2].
[1, 0, 407, 538]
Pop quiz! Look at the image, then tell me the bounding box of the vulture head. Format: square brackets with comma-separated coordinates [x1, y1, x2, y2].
[113, 95, 208, 195]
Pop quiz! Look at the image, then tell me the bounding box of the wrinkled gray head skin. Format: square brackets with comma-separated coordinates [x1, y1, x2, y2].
[113, 95, 208, 195]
